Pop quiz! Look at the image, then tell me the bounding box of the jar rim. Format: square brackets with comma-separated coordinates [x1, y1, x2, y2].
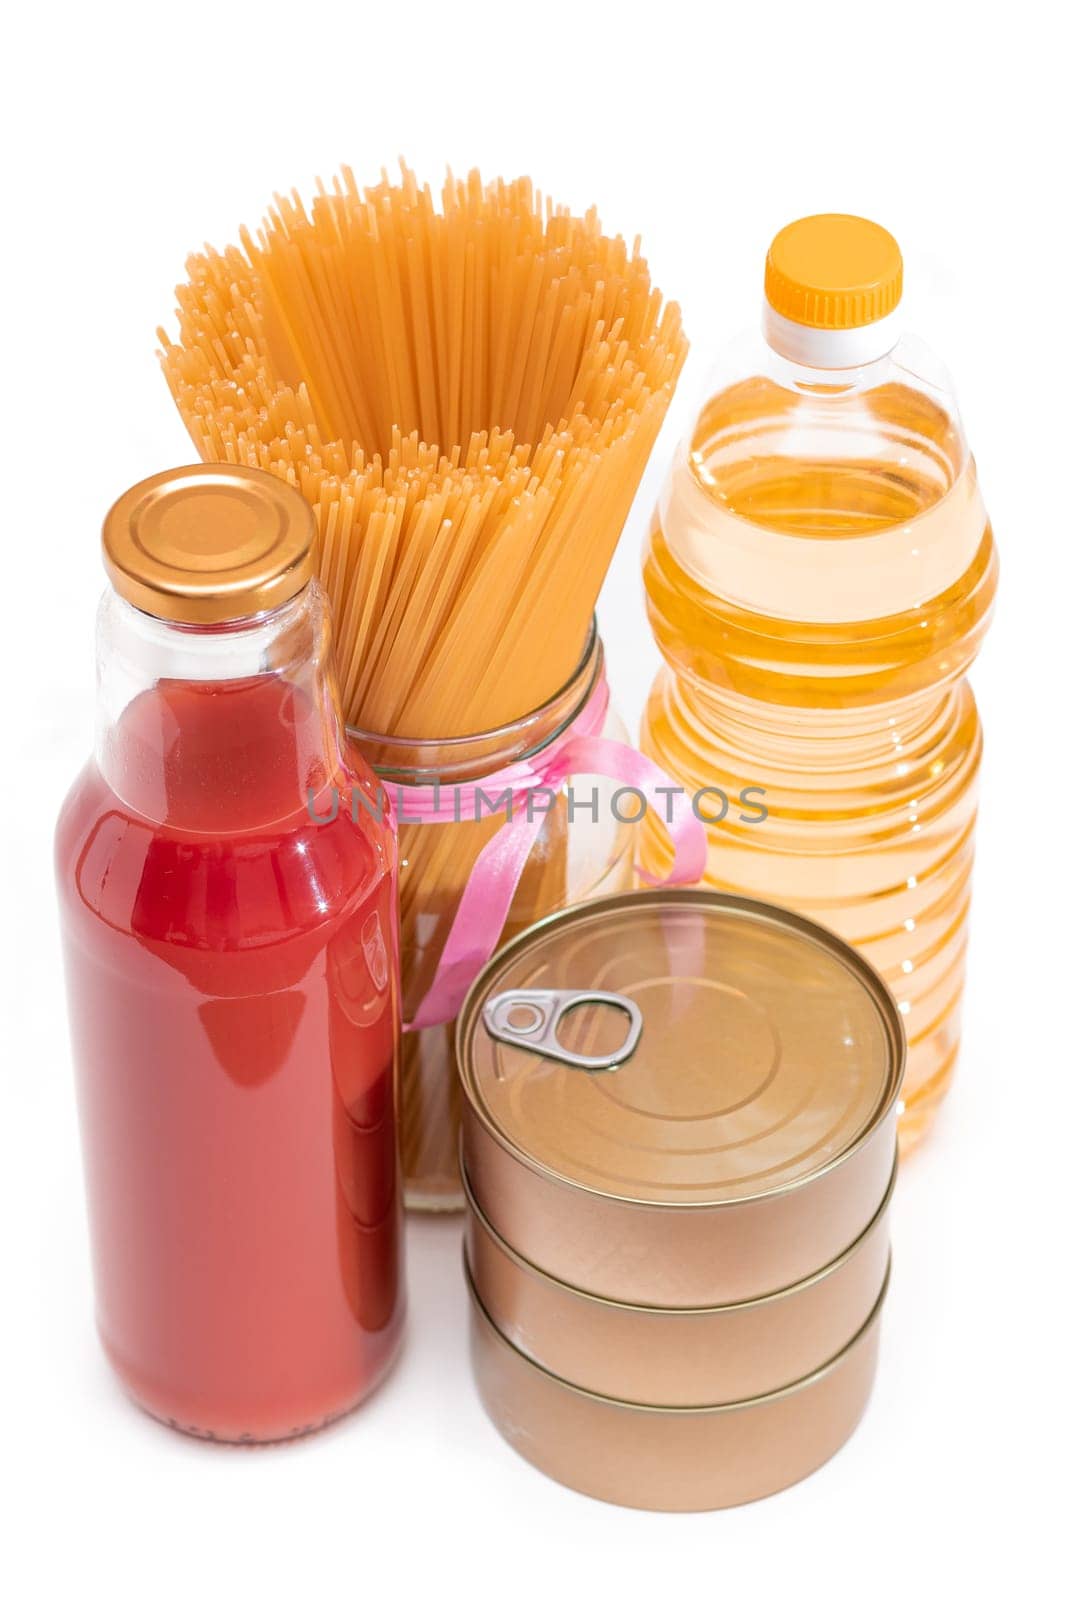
[346, 620, 601, 772]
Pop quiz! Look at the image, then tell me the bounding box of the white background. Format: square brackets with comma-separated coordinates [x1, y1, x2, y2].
[4, 3, 1065, 1594]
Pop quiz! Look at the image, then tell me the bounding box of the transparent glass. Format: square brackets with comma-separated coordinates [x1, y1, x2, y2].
[639, 331, 997, 1152]
[350, 627, 634, 1211]
[55, 581, 404, 1440]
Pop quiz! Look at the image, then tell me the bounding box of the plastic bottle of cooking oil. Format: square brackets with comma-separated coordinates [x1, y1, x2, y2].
[639, 215, 997, 1152]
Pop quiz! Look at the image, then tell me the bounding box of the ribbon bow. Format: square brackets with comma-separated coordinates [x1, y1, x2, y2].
[382, 676, 707, 1029]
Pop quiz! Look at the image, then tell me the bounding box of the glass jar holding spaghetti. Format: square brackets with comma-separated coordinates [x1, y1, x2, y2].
[350, 626, 639, 1209]
[350, 624, 617, 1209]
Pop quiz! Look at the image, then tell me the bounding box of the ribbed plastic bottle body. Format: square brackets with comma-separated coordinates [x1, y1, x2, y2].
[638, 335, 997, 1148]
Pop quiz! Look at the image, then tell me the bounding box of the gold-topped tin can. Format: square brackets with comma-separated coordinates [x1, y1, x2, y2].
[457, 889, 905, 1306]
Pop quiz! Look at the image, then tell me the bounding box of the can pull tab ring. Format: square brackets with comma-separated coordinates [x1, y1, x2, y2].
[482, 990, 643, 1072]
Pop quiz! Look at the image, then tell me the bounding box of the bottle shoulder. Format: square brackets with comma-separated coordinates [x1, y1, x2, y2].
[55, 759, 394, 953]
[678, 331, 971, 540]
[653, 326, 996, 636]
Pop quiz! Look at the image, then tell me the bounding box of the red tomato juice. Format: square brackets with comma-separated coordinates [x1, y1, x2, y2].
[56, 671, 403, 1441]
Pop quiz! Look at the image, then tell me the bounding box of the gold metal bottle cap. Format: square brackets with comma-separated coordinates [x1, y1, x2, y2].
[460, 890, 903, 1206]
[102, 464, 315, 623]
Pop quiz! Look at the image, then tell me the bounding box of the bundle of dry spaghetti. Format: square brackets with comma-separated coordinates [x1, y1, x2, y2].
[159, 164, 686, 738]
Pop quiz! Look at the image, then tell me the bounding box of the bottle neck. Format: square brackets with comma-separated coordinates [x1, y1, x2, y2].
[95, 581, 350, 832]
[761, 301, 902, 369]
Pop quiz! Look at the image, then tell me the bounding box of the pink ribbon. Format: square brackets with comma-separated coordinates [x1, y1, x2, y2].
[382, 677, 707, 1030]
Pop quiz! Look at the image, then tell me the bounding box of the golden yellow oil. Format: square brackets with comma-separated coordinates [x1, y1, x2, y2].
[640, 377, 997, 1150]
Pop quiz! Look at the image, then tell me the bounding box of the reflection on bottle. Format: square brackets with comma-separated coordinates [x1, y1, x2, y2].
[329, 887, 403, 1334]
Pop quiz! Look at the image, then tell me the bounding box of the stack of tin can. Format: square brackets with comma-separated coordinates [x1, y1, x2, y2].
[457, 890, 904, 1510]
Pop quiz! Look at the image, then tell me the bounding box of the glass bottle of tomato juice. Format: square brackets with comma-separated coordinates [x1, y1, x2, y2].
[55, 465, 404, 1441]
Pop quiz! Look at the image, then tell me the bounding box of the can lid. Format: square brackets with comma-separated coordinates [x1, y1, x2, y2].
[102, 464, 315, 623]
[458, 891, 904, 1207]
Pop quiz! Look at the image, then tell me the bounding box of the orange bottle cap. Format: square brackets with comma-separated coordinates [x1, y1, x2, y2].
[764, 215, 903, 330]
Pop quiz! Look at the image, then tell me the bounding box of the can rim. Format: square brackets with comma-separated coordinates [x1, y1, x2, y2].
[466, 1250, 891, 1415]
[462, 1154, 896, 1315]
[457, 888, 907, 1212]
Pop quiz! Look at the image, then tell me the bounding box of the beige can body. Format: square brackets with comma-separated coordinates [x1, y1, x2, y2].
[468, 1264, 888, 1513]
[463, 1161, 893, 1406]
